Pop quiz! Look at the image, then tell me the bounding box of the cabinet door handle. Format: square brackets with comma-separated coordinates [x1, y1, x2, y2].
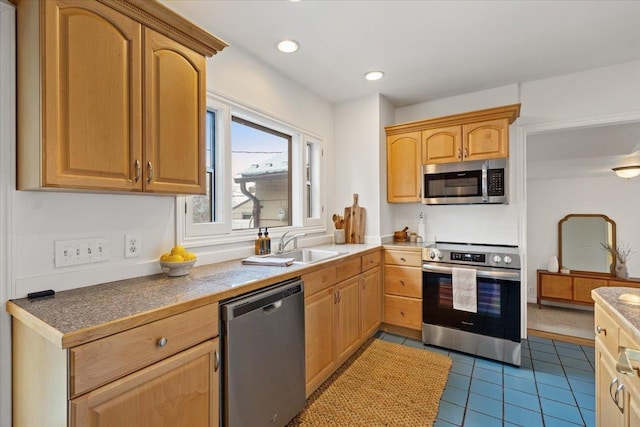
[157, 337, 168, 347]
[214, 349, 220, 372]
[147, 161, 153, 183]
[400, 280, 405, 285]
[610, 377, 619, 403]
[615, 383, 625, 413]
[463, 147, 468, 158]
[456, 148, 461, 159]
[400, 257, 406, 262]
[134, 160, 141, 182]
[400, 311, 405, 316]
[596, 325, 606, 335]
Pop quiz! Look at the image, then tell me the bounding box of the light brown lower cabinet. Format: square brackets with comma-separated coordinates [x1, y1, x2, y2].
[71, 339, 219, 427]
[383, 248, 423, 331]
[303, 251, 382, 396]
[594, 299, 640, 427]
[11, 304, 220, 426]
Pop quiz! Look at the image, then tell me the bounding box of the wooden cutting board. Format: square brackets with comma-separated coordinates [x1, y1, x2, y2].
[344, 193, 365, 243]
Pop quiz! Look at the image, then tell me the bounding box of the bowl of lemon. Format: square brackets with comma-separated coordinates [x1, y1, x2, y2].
[159, 246, 197, 277]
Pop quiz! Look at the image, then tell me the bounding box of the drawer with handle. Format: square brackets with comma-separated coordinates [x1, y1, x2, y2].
[384, 265, 421, 298]
[384, 249, 421, 267]
[69, 304, 218, 397]
[595, 305, 618, 358]
[384, 295, 422, 330]
[361, 251, 381, 271]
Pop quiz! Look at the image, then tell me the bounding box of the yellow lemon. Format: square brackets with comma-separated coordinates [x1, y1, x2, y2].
[171, 245, 187, 256]
[183, 252, 197, 261]
[165, 254, 185, 262]
[160, 252, 171, 261]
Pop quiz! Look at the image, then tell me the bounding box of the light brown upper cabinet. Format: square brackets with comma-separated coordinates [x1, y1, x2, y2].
[386, 132, 422, 203]
[422, 119, 509, 164]
[16, 0, 227, 194]
[385, 104, 520, 202]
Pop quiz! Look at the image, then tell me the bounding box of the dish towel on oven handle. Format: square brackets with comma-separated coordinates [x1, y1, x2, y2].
[452, 267, 477, 313]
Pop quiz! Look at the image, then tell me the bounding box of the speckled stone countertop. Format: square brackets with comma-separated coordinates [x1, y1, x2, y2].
[592, 287, 640, 345]
[7, 243, 381, 348]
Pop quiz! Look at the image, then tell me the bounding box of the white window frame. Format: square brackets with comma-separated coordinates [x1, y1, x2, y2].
[177, 92, 325, 247]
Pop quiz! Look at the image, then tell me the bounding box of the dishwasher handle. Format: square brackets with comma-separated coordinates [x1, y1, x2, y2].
[263, 300, 283, 314]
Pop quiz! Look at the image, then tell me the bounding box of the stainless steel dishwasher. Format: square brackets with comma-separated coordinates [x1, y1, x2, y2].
[221, 278, 305, 427]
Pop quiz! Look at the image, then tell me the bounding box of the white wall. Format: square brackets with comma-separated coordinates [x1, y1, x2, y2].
[0, 3, 15, 426]
[378, 95, 396, 240]
[527, 176, 640, 299]
[333, 94, 383, 243]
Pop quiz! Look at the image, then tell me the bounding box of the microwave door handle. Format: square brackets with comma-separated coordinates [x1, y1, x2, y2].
[481, 162, 489, 202]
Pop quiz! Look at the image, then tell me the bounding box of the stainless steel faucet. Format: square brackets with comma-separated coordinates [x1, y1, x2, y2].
[278, 231, 307, 253]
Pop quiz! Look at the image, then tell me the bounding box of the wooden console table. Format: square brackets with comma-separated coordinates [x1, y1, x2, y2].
[537, 269, 640, 308]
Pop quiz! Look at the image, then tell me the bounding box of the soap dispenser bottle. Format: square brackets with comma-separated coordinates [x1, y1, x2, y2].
[255, 228, 263, 255]
[264, 228, 271, 254]
[417, 211, 426, 241]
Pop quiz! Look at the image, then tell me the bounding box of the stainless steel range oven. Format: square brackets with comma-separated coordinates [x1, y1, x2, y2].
[422, 242, 522, 366]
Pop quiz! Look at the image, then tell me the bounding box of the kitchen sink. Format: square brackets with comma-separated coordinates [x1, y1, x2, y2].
[268, 249, 345, 264]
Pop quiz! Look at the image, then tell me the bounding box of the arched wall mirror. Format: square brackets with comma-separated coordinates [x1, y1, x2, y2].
[558, 214, 616, 275]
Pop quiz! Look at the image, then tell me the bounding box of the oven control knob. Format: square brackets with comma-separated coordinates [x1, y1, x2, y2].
[437, 252, 443, 260]
[492, 255, 502, 264]
[504, 255, 513, 264]
[428, 250, 436, 260]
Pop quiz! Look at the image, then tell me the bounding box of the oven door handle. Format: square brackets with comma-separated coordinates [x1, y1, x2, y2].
[423, 264, 520, 281]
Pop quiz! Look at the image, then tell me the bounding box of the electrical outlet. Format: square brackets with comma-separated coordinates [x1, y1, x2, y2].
[528, 286, 533, 294]
[125, 234, 141, 258]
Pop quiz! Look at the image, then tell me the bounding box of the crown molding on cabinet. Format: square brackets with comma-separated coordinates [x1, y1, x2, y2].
[385, 103, 521, 136]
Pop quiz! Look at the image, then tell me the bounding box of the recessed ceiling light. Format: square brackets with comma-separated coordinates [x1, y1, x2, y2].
[364, 70, 385, 81]
[277, 39, 299, 53]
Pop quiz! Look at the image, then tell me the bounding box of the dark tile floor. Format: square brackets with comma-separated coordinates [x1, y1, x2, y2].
[376, 332, 595, 427]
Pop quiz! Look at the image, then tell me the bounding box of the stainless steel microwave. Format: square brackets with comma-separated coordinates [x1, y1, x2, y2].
[422, 158, 507, 205]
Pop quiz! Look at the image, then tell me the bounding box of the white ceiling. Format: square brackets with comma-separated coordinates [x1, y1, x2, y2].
[527, 122, 640, 179]
[161, 0, 640, 107]
[161, 0, 640, 179]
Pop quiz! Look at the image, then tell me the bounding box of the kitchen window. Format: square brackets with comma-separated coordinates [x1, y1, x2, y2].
[178, 93, 324, 244]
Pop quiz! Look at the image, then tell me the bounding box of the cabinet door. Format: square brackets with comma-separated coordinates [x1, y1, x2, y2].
[574, 277, 607, 303]
[336, 277, 361, 363]
[422, 126, 462, 164]
[360, 268, 381, 340]
[387, 132, 421, 203]
[462, 118, 509, 161]
[304, 287, 336, 396]
[144, 28, 206, 194]
[43, 0, 142, 191]
[595, 345, 624, 427]
[71, 339, 218, 427]
[540, 273, 572, 300]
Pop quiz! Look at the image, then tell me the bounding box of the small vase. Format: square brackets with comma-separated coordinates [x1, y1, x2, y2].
[547, 255, 559, 273]
[616, 262, 629, 280]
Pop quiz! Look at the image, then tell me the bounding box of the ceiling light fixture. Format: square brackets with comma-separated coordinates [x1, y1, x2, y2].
[277, 39, 299, 53]
[364, 70, 385, 81]
[612, 165, 640, 179]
